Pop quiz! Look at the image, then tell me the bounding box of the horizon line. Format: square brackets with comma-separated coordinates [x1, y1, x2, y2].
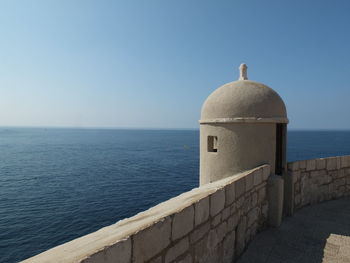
[1, 125, 350, 132]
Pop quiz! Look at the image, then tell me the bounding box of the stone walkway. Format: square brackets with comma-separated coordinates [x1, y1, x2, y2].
[238, 198, 350, 263]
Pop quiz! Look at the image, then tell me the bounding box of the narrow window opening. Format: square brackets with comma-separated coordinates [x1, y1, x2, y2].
[208, 136, 218, 152]
[275, 124, 285, 175]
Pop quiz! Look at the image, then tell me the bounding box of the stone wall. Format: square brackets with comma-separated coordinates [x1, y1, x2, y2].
[287, 155, 350, 211]
[22, 165, 270, 263]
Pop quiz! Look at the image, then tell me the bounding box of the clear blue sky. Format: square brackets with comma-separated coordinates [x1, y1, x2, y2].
[1, 0, 350, 129]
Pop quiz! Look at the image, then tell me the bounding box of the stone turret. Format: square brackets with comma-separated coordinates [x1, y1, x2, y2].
[199, 64, 288, 185]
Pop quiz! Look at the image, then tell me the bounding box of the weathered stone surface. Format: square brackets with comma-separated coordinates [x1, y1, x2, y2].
[262, 202, 268, 218]
[194, 197, 209, 227]
[208, 222, 227, 248]
[334, 178, 346, 189]
[258, 187, 266, 204]
[133, 217, 171, 263]
[222, 207, 231, 221]
[223, 231, 235, 263]
[225, 183, 235, 206]
[327, 157, 337, 170]
[235, 177, 246, 198]
[245, 173, 254, 191]
[287, 161, 299, 171]
[147, 256, 162, 263]
[306, 159, 316, 171]
[252, 192, 258, 207]
[82, 238, 131, 263]
[194, 234, 209, 262]
[227, 213, 239, 231]
[253, 169, 263, 186]
[299, 160, 306, 169]
[247, 207, 259, 227]
[172, 206, 194, 241]
[210, 189, 225, 217]
[165, 237, 189, 263]
[341, 156, 348, 168]
[176, 254, 192, 263]
[190, 221, 210, 244]
[316, 158, 326, 170]
[262, 166, 270, 181]
[211, 213, 221, 227]
[236, 216, 247, 256]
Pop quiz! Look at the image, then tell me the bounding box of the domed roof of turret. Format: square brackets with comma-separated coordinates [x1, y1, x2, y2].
[200, 64, 288, 124]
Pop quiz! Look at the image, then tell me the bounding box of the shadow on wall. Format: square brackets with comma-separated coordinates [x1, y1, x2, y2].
[238, 197, 350, 263]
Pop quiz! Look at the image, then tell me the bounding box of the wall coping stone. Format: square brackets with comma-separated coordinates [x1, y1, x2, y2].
[22, 165, 269, 263]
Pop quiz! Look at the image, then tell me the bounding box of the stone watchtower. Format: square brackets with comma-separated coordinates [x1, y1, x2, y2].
[199, 64, 288, 185]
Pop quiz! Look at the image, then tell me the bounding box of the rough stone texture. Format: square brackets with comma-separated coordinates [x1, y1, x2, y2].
[165, 237, 189, 263]
[210, 189, 225, 217]
[81, 239, 131, 263]
[22, 166, 269, 263]
[133, 217, 172, 263]
[194, 197, 209, 226]
[190, 221, 210, 244]
[172, 206, 194, 241]
[225, 183, 236, 206]
[235, 177, 246, 198]
[288, 155, 350, 212]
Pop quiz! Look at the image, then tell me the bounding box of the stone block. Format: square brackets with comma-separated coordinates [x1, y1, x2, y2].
[227, 213, 239, 231]
[225, 183, 235, 206]
[148, 256, 162, 263]
[334, 178, 346, 189]
[194, 234, 209, 262]
[230, 202, 237, 215]
[223, 231, 235, 263]
[210, 189, 225, 217]
[316, 159, 326, 170]
[165, 237, 189, 263]
[295, 182, 300, 193]
[252, 192, 258, 207]
[247, 207, 259, 227]
[299, 160, 306, 169]
[253, 169, 263, 186]
[190, 221, 210, 244]
[327, 157, 337, 171]
[207, 222, 227, 248]
[306, 159, 316, 171]
[172, 206, 194, 241]
[177, 254, 192, 263]
[262, 202, 268, 219]
[236, 216, 247, 257]
[245, 173, 254, 192]
[287, 161, 299, 171]
[211, 213, 221, 227]
[346, 168, 350, 176]
[346, 175, 350, 185]
[194, 197, 209, 227]
[222, 207, 230, 220]
[341, 156, 349, 168]
[262, 166, 270, 181]
[291, 171, 300, 184]
[133, 217, 171, 263]
[82, 238, 131, 263]
[258, 187, 266, 204]
[235, 177, 246, 198]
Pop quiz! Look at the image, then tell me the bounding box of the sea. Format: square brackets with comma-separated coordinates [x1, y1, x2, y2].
[1, 128, 350, 263]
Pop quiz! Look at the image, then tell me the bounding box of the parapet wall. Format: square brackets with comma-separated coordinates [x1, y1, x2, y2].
[22, 165, 270, 263]
[288, 155, 350, 211]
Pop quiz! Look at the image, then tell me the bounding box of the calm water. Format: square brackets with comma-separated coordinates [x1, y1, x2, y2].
[1, 128, 350, 263]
